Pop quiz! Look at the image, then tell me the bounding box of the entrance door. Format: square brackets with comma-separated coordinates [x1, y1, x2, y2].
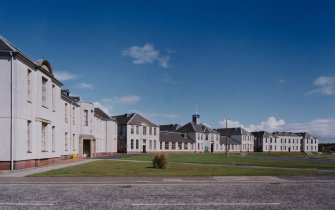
[83, 140, 91, 158]
[143, 145, 146, 153]
[288, 147, 291, 152]
[211, 144, 214, 153]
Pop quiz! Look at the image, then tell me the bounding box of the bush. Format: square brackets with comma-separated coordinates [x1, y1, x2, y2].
[152, 153, 168, 169]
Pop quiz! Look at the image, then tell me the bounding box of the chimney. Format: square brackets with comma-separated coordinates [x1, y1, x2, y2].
[192, 114, 200, 124]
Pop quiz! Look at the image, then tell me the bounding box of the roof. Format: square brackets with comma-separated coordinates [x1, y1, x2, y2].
[219, 136, 241, 145]
[201, 124, 220, 134]
[272, 132, 299, 137]
[94, 108, 113, 121]
[295, 132, 317, 139]
[160, 124, 182, 132]
[160, 131, 194, 143]
[215, 127, 251, 136]
[251, 131, 277, 138]
[176, 122, 204, 133]
[112, 113, 158, 127]
[0, 36, 62, 86]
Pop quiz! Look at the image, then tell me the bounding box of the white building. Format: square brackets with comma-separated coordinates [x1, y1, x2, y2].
[215, 127, 254, 152]
[252, 131, 278, 152]
[296, 132, 319, 152]
[113, 113, 160, 154]
[0, 36, 117, 170]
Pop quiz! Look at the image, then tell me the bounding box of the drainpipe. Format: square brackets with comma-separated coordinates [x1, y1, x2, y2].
[9, 52, 14, 170]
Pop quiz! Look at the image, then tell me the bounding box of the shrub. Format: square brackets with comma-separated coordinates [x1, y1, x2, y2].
[152, 153, 168, 169]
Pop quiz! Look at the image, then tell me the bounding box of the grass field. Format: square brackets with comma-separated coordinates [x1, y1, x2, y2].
[250, 152, 335, 159]
[31, 160, 327, 177]
[122, 153, 335, 170]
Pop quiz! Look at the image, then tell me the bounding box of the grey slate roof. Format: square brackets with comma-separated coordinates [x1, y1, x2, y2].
[201, 124, 220, 134]
[160, 124, 181, 132]
[252, 131, 277, 139]
[176, 122, 204, 133]
[219, 136, 241, 145]
[272, 132, 299, 137]
[215, 127, 251, 136]
[160, 131, 194, 143]
[94, 108, 113, 121]
[295, 132, 317, 139]
[113, 113, 158, 127]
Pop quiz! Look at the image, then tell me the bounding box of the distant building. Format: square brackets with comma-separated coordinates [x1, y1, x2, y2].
[160, 131, 194, 152]
[215, 127, 254, 152]
[252, 131, 278, 152]
[113, 113, 160, 154]
[295, 132, 319, 152]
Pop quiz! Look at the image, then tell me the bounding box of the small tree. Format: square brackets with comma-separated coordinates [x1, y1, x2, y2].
[152, 153, 168, 169]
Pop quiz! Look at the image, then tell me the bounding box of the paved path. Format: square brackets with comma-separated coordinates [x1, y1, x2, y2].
[0, 159, 97, 177]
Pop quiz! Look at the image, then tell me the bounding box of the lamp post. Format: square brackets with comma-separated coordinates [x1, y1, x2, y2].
[225, 118, 231, 157]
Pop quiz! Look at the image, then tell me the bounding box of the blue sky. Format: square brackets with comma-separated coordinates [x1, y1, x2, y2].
[1, 0, 335, 142]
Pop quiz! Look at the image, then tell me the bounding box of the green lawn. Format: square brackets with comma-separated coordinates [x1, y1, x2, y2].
[31, 160, 327, 177]
[122, 153, 335, 170]
[251, 152, 335, 159]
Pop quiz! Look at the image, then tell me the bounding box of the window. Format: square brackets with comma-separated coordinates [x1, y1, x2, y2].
[149, 140, 152, 150]
[72, 107, 75, 125]
[136, 126, 139, 134]
[72, 134, 75, 151]
[42, 77, 48, 107]
[143, 127, 147, 135]
[131, 139, 134, 149]
[185, 143, 188, 150]
[190, 144, 193, 150]
[52, 84, 55, 111]
[172, 142, 176, 150]
[178, 142, 182, 150]
[149, 127, 152, 135]
[84, 110, 88, 126]
[27, 69, 32, 102]
[198, 143, 200, 150]
[160, 142, 162, 150]
[131, 126, 134, 134]
[65, 132, 68, 151]
[41, 123, 48, 151]
[154, 127, 157, 135]
[52, 126, 55, 152]
[165, 142, 169, 150]
[136, 139, 139, 149]
[154, 140, 156, 149]
[27, 121, 32, 153]
[65, 103, 68, 123]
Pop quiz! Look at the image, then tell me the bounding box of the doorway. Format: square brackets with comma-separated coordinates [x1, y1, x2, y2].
[288, 147, 291, 152]
[83, 140, 91, 158]
[143, 145, 146, 153]
[211, 144, 214, 153]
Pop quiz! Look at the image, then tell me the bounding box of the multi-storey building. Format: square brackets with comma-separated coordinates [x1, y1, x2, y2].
[113, 113, 160, 154]
[252, 131, 278, 152]
[272, 132, 303, 152]
[295, 132, 318, 152]
[0, 36, 117, 170]
[215, 127, 254, 152]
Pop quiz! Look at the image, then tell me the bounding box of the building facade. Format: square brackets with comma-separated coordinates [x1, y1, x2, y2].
[216, 127, 254, 152]
[0, 36, 117, 170]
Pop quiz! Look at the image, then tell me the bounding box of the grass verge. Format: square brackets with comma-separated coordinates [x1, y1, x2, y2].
[122, 153, 335, 170]
[31, 160, 327, 177]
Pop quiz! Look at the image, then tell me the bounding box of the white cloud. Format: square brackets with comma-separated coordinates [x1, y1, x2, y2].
[93, 102, 110, 116]
[75, 82, 94, 90]
[307, 76, 335, 95]
[278, 79, 286, 83]
[102, 96, 141, 105]
[54, 71, 79, 82]
[248, 116, 285, 132]
[122, 43, 172, 68]
[285, 119, 335, 138]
